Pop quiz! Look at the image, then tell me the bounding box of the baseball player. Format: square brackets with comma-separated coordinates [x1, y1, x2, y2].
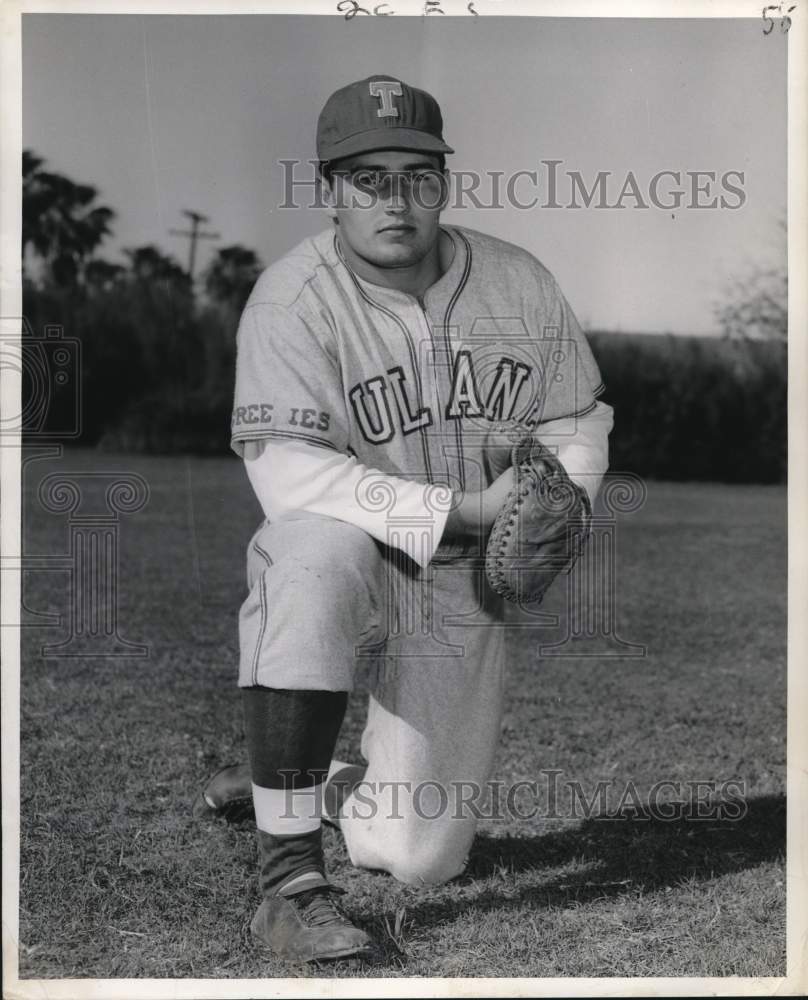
[207, 74, 613, 962]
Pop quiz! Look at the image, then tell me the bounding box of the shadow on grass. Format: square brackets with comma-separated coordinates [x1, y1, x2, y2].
[402, 793, 785, 930]
[187, 790, 785, 972]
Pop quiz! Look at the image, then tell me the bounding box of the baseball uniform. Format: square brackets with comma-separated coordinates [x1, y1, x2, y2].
[231, 222, 610, 882]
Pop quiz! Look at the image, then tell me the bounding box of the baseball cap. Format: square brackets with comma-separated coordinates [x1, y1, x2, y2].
[317, 74, 454, 164]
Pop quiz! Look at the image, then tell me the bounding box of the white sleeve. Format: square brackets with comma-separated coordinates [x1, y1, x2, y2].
[533, 401, 613, 507]
[242, 439, 452, 569]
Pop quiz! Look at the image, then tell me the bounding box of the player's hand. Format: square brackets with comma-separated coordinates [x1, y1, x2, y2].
[444, 467, 515, 538]
[484, 421, 532, 478]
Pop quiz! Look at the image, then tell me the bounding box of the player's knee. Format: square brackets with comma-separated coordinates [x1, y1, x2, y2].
[242, 517, 386, 659]
[299, 516, 380, 574]
[249, 515, 382, 595]
[383, 842, 466, 887]
[352, 823, 468, 886]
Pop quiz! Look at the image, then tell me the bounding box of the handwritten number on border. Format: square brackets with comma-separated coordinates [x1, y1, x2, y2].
[337, 0, 484, 15]
[335, 2, 795, 23]
[337, 0, 369, 17]
[762, 2, 796, 34]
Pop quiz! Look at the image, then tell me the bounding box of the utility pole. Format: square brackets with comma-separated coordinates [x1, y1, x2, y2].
[170, 210, 220, 281]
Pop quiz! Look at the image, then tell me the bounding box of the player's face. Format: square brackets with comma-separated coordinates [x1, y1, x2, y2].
[323, 151, 448, 271]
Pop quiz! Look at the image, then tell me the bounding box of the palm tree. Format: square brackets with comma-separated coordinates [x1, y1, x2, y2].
[124, 245, 191, 291]
[203, 244, 263, 315]
[84, 258, 126, 294]
[22, 149, 115, 287]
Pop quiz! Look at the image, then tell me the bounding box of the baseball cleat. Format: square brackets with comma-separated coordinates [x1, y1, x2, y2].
[192, 762, 254, 823]
[250, 885, 373, 963]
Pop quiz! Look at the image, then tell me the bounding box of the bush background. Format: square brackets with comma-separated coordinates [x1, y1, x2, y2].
[23, 285, 787, 483]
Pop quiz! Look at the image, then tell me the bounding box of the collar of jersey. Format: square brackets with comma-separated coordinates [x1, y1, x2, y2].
[334, 226, 466, 312]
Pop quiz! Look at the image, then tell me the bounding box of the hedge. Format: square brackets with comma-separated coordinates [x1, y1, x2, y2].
[21, 286, 786, 482]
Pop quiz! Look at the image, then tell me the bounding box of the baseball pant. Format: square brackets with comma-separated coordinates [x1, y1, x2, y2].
[238, 511, 507, 885]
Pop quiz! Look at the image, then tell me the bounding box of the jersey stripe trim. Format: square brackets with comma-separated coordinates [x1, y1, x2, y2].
[441, 228, 473, 490]
[252, 539, 274, 568]
[248, 538, 274, 686]
[251, 569, 269, 686]
[333, 233, 435, 481]
[549, 399, 600, 420]
[231, 429, 340, 451]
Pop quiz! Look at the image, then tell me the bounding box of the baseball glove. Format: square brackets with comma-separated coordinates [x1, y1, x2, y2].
[485, 438, 592, 604]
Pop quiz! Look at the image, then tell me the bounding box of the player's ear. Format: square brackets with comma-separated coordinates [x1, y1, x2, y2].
[439, 167, 451, 211]
[320, 174, 339, 222]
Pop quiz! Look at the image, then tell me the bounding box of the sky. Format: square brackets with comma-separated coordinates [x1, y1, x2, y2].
[22, 13, 787, 335]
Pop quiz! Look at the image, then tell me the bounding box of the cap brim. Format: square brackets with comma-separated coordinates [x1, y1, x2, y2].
[319, 127, 454, 163]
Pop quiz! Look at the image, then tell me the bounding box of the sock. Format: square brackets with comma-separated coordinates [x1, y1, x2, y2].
[242, 687, 348, 893]
[242, 687, 349, 795]
[256, 827, 331, 896]
[251, 782, 323, 835]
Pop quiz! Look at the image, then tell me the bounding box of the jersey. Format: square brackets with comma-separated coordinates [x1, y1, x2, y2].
[231, 225, 604, 497]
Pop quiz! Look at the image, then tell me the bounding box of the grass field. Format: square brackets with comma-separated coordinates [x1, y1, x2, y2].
[16, 449, 786, 980]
